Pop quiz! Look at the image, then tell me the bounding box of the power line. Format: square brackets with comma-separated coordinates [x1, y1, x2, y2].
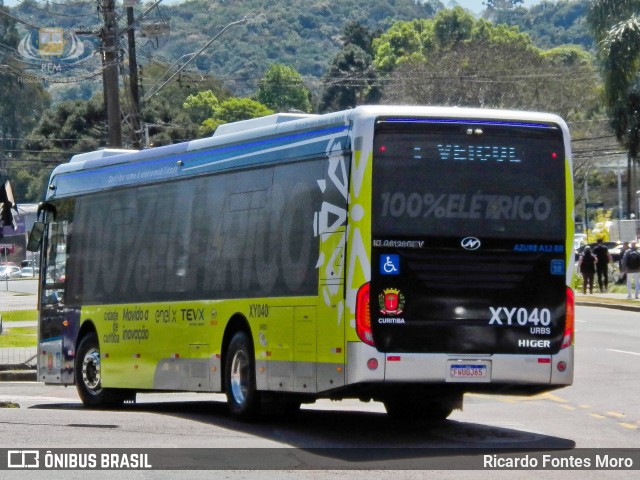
[0, 6, 43, 29]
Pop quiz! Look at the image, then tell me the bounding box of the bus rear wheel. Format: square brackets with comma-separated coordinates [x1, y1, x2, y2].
[224, 331, 260, 421]
[75, 331, 126, 408]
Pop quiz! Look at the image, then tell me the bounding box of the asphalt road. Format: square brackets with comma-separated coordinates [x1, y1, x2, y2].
[0, 305, 637, 479]
[1, 277, 39, 296]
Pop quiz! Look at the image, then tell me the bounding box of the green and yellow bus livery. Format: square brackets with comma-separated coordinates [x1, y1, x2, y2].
[30, 106, 575, 422]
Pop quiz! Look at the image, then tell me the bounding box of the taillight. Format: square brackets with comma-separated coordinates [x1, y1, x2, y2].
[356, 282, 374, 346]
[561, 287, 574, 349]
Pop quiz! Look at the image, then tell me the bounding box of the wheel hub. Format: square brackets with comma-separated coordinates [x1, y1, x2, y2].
[230, 350, 249, 404]
[82, 347, 102, 392]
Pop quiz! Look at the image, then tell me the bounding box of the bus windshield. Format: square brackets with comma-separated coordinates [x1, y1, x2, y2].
[372, 119, 566, 240]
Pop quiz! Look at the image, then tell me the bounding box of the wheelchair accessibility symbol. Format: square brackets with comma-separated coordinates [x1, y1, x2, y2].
[380, 254, 400, 275]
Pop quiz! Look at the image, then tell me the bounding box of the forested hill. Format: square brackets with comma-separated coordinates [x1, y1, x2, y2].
[155, 0, 441, 82]
[10, 0, 441, 93]
[136, 0, 594, 86]
[9, 0, 593, 94]
[492, 0, 592, 50]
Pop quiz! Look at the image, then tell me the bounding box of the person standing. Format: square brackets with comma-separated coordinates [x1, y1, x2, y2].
[592, 238, 612, 292]
[618, 241, 630, 284]
[578, 246, 597, 294]
[622, 242, 640, 299]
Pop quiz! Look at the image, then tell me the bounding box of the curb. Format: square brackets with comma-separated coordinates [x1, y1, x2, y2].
[575, 300, 640, 312]
[0, 364, 37, 382]
[0, 370, 37, 382]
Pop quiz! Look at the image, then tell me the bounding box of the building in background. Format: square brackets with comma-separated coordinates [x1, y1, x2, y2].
[1, 204, 39, 266]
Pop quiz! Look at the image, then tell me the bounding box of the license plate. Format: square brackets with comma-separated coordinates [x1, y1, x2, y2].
[447, 362, 490, 382]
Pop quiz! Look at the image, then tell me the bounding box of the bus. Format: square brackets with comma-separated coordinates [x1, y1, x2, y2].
[28, 106, 574, 422]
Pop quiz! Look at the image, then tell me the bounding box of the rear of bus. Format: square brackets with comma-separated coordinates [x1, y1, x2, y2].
[359, 111, 573, 417]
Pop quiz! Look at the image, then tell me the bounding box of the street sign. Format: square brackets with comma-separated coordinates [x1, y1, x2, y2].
[0, 243, 15, 254]
[585, 202, 604, 208]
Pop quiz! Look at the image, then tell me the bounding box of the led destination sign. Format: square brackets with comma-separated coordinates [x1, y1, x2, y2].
[435, 144, 521, 163]
[372, 120, 565, 239]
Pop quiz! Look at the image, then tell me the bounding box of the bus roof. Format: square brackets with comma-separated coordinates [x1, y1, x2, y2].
[212, 112, 317, 136]
[45, 106, 568, 200]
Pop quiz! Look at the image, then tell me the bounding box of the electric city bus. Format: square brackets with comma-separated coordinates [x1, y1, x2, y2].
[28, 106, 575, 422]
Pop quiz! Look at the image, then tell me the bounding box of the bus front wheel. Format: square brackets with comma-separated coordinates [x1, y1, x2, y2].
[224, 331, 260, 421]
[75, 331, 125, 408]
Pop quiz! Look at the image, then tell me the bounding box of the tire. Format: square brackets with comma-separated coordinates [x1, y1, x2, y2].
[75, 331, 126, 408]
[384, 398, 454, 424]
[224, 331, 261, 421]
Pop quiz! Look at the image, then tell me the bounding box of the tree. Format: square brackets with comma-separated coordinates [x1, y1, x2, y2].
[183, 90, 220, 124]
[483, 0, 525, 19]
[588, 1, 640, 157]
[0, 1, 50, 203]
[320, 23, 381, 112]
[373, 8, 532, 71]
[372, 19, 434, 72]
[433, 6, 475, 46]
[378, 8, 599, 119]
[383, 40, 547, 110]
[9, 167, 51, 205]
[199, 98, 274, 136]
[141, 61, 232, 146]
[587, 0, 640, 216]
[490, 1, 592, 50]
[26, 96, 106, 153]
[255, 63, 311, 113]
[216, 98, 273, 123]
[342, 21, 378, 54]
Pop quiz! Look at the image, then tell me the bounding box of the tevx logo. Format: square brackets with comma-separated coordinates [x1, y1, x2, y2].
[461, 237, 481, 250]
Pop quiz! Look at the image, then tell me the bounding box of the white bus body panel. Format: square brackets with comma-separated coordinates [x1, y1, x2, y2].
[347, 342, 573, 387]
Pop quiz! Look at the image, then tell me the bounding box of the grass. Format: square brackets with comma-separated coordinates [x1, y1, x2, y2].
[0, 309, 38, 322]
[608, 283, 628, 294]
[572, 265, 631, 295]
[0, 326, 37, 348]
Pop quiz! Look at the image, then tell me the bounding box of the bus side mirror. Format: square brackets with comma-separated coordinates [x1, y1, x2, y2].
[27, 222, 45, 252]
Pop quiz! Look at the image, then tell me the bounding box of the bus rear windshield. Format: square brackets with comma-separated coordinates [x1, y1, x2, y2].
[372, 119, 566, 240]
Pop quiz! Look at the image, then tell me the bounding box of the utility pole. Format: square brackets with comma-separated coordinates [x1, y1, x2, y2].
[100, 0, 122, 147]
[127, 5, 142, 148]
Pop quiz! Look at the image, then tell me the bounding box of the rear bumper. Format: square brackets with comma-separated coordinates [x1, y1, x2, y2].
[347, 341, 573, 389]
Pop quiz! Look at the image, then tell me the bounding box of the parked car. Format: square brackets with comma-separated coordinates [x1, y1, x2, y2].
[1, 266, 22, 279]
[574, 241, 622, 262]
[20, 267, 37, 278]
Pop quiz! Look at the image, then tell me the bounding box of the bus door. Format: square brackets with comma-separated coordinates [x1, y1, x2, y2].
[38, 220, 73, 384]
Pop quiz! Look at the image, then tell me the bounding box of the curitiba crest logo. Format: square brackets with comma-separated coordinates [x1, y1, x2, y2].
[378, 288, 405, 316]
